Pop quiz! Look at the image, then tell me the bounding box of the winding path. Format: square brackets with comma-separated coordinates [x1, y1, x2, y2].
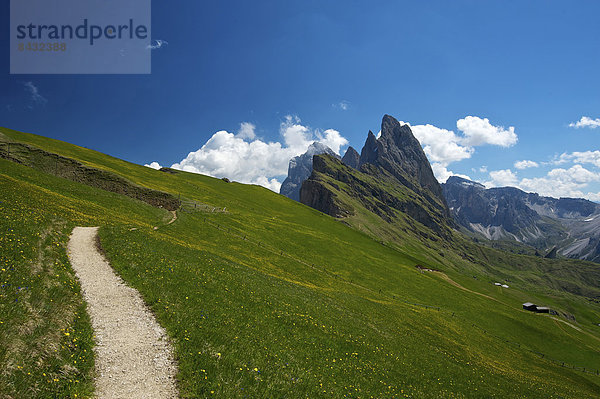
[67, 227, 178, 399]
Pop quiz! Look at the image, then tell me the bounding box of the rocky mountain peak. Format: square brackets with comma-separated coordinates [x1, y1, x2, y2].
[359, 115, 447, 208]
[341, 146, 360, 169]
[280, 142, 338, 201]
[305, 141, 333, 157]
[359, 131, 379, 166]
[299, 114, 454, 237]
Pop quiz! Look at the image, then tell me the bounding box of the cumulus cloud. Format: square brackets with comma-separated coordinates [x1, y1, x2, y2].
[23, 81, 47, 105]
[144, 161, 162, 170]
[519, 165, 600, 199]
[411, 124, 474, 165]
[557, 151, 600, 168]
[170, 116, 348, 192]
[456, 116, 517, 147]
[486, 169, 518, 187]
[147, 39, 168, 50]
[569, 116, 600, 129]
[408, 116, 516, 182]
[237, 122, 256, 140]
[479, 150, 600, 201]
[587, 192, 600, 202]
[514, 160, 539, 169]
[431, 163, 471, 183]
[318, 128, 349, 155]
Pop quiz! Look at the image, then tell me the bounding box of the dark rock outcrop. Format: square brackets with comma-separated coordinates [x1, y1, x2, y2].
[280, 142, 338, 201]
[300, 178, 353, 218]
[0, 139, 181, 211]
[545, 247, 558, 259]
[341, 146, 360, 169]
[359, 131, 379, 166]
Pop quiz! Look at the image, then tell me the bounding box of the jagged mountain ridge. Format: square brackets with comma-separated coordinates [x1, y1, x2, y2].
[442, 176, 600, 262]
[358, 116, 446, 208]
[300, 115, 453, 238]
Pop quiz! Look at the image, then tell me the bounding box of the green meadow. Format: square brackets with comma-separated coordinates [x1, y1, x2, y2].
[1, 127, 599, 398]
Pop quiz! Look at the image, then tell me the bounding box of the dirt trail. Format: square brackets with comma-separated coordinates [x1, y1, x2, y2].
[67, 227, 178, 399]
[433, 271, 509, 306]
[434, 271, 494, 300]
[551, 317, 600, 345]
[167, 210, 177, 225]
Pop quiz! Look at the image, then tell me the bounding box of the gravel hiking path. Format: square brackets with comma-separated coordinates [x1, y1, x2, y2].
[167, 210, 177, 224]
[67, 227, 178, 399]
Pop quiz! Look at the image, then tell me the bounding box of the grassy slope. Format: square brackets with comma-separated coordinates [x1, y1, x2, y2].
[0, 158, 169, 398]
[308, 155, 600, 309]
[1, 127, 600, 398]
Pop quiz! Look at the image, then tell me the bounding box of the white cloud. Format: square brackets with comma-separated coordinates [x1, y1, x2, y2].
[409, 116, 516, 182]
[409, 123, 472, 182]
[569, 116, 600, 129]
[486, 169, 518, 187]
[237, 122, 256, 140]
[519, 165, 600, 199]
[147, 39, 168, 50]
[251, 176, 282, 192]
[170, 116, 348, 192]
[431, 163, 471, 183]
[547, 164, 598, 183]
[482, 164, 600, 201]
[318, 128, 348, 155]
[144, 161, 162, 170]
[23, 81, 47, 105]
[280, 115, 311, 149]
[514, 160, 539, 169]
[333, 100, 350, 111]
[558, 150, 600, 168]
[586, 192, 600, 202]
[411, 124, 474, 165]
[456, 116, 517, 147]
[479, 166, 488, 173]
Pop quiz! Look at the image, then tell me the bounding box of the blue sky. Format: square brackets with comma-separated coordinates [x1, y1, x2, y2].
[2, 1, 600, 199]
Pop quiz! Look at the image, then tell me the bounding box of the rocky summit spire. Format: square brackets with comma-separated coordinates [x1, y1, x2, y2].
[359, 131, 379, 166]
[300, 114, 453, 237]
[359, 114, 446, 206]
[341, 146, 360, 169]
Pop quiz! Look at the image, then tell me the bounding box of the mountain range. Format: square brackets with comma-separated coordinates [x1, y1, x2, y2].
[442, 176, 600, 262]
[281, 118, 600, 263]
